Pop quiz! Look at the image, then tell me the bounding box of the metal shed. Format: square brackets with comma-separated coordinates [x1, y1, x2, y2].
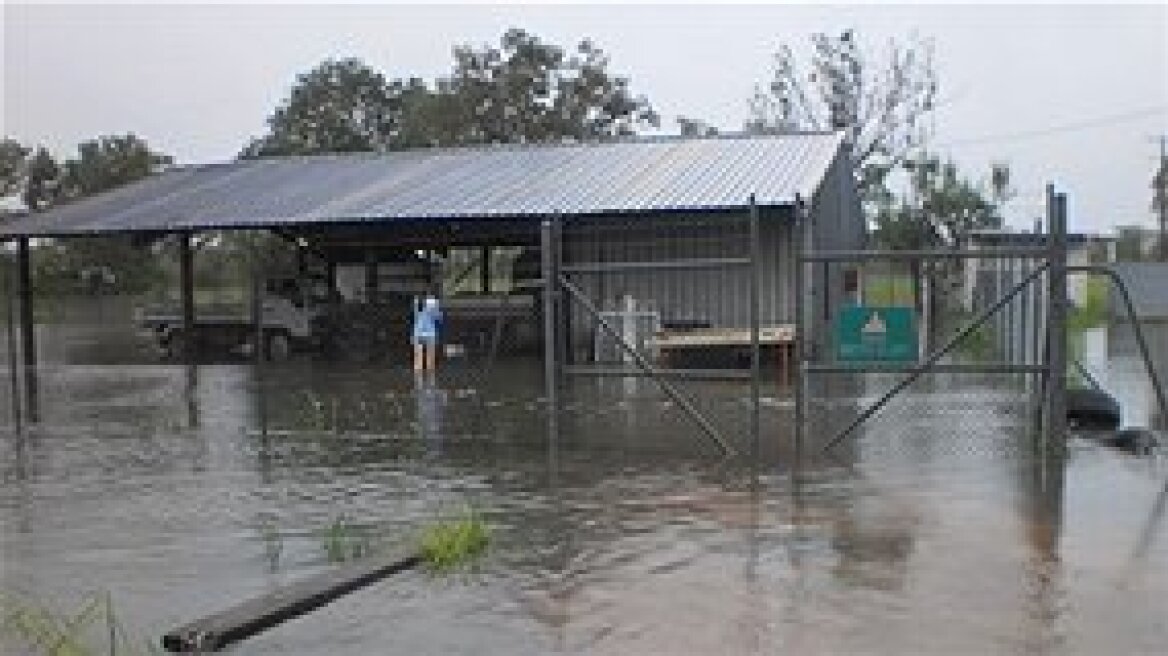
[2, 131, 863, 386]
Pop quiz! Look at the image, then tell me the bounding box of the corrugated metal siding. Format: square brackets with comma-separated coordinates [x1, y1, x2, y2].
[1111, 263, 1168, 318]
[800, 146, 865, 352]
[562, 212, 798, 352]
[1, 133, 845, 238]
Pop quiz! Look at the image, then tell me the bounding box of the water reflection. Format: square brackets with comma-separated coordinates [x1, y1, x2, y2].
[414, 369, 445, 457]
[1, 312, 1167, 654]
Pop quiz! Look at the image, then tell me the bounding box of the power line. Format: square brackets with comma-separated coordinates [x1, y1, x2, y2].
[938, 105, 1168, 148]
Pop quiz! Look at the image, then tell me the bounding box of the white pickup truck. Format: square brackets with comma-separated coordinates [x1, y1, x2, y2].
[137, 276, 334, 360]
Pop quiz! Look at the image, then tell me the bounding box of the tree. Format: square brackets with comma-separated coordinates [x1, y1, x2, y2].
[243, 58, 403, 157]
[19, 136, 172, 295]
[0, 138, 29, 199]
[243, 29, 659, 155]
[60, 134, 172, 198]
[873, 154, 1006, 250]
[872, 155, 1011, 322]
[430, 29, 658, 145]
[677, 117, 719, 137]
[23, 147, 61, 211]
[746, 29, 938, 205]
[394, 78, 466, 149]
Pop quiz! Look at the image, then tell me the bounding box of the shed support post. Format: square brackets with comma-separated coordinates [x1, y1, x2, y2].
[17, 237, 37, 422]
[793, 196, 808, 464]
[541, 219, 561, 438]
[1042, 186, 1068, 463]
[179, 232, 195, 363]
[6, 241, 21, 431]
[748, 196, 761, 459]
[251, 254, 267, 436]
[480, 246, 490, 294]
[364, 251, 378, 302]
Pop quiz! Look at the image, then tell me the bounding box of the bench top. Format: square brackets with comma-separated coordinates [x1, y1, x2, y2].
[648, 324, 795, 348]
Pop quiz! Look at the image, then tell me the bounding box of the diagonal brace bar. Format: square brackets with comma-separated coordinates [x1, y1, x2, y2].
[1069, 265, 1168, 428]
[822, 261, 1051, 453]
[558, 274, 737, 457]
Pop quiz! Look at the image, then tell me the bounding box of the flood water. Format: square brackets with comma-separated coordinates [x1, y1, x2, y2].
[1, 297, 1166, 655]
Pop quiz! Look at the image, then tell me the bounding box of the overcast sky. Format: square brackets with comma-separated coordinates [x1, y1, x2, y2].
[4, 2, 1166, 232]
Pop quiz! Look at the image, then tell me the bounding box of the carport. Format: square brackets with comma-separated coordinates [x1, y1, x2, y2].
[1, 132, 863, 447]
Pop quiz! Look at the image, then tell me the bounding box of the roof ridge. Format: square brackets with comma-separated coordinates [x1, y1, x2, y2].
[237, 130, 845, 164]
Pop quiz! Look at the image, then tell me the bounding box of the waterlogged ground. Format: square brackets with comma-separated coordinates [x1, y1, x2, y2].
[0, 308, 1166, 655]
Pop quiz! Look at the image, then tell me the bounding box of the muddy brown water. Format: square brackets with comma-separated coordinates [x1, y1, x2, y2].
[1, 299, 1166, 655]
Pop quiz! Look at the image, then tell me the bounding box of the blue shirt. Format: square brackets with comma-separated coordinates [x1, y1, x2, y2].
[413, 300, 442, 338]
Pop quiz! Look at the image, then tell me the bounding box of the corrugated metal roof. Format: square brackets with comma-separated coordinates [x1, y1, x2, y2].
[0, 132, 846, 238]
[1110, 262, 1168, 318]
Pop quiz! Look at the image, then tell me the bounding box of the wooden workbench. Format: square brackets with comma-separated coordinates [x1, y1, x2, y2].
[647, 325, 796, 383]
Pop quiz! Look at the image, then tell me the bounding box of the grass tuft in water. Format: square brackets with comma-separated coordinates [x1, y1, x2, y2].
[259, 519, 284, 572]
[319, 515, 372, 563]
[419, 509, 490, 571]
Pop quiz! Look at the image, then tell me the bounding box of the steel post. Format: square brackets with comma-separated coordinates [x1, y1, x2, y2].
[480, 245, 491, 294]
[541, 219, 559, 424]
[1032, 219, 1043, 374]
[251, 257, 267, 436]
[1021, 257, 1030, 368]
[364, 251, 378, 302]
[793, 196, 807, 463]
[179, 232, 195, 363]
[749, 196, 761, 459]
[17, 237, 36, 422]
[6, 242, 20, 432]
[1045, 189, 1068, 459]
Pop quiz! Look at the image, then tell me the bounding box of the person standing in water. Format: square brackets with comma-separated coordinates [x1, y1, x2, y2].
[412, 294, 442, 371]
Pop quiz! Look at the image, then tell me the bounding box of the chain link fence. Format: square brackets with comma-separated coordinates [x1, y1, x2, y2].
[800, 251, 1051, 462]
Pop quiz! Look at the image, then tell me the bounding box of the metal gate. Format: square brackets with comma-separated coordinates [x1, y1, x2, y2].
[539, 201, 766, 458]
[794, 186, 1071, 463]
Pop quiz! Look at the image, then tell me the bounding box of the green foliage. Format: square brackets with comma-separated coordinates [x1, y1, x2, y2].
[259, 519, 284, 572]
[1067, 275, 1109, 334]
[868, 158, 1009, 318]
[677, 117, 719, 137]
[60, 135, 172, 199]
[437, 29, 658, 144]
[871, 205, 940, 251]
[0, 590, 161, 656]
[746, 29, 938, 205]
[242, 59, 403, 157]
[873, 155, 1007, 251]
[955, 320, 997, 361]
[23, 147, 61, 211]
[31, 236, 164, 296]
[1114, 225, 1156, 262]
[6, 134, 170, 216]
[0, 138, 29, 198]
[863, 274, 916, 306]
[243, 28, 657, 156]
[7, 134, 173, 296]
[296, 390, 335, 432]
[419, 509, 490, 571]
[319, 516, 373, 563]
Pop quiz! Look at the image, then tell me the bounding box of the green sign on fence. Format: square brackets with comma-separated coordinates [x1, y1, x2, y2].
[836, 306, 918, 362]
